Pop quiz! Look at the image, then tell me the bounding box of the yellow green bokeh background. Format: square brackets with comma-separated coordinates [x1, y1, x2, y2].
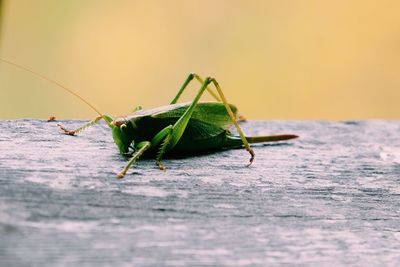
[0, 0, 399, 119]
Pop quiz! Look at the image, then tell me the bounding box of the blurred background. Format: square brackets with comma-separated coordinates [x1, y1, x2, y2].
[0, 0, 399, 119]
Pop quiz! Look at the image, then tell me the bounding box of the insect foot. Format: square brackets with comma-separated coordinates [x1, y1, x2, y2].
[57, 124, 76, 136]
[47, 116, 57, 122]
[156, 161, 166, 171]
[247, 148, 255, 166]
[238, 115, 247, 122]
[116, 172, 125, 179]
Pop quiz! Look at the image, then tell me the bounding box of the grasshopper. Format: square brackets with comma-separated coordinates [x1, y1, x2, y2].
[1, 58, 298, 178]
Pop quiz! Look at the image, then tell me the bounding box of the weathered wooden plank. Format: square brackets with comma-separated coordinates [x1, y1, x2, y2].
[0, 120, 399, 266]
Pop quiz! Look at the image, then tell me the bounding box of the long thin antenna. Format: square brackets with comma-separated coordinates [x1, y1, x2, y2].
[0, 58, 103, 116]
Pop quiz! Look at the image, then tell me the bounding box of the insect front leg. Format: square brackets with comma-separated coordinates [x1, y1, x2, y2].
[58, 115, 113, 135]
[58, 116, 102, 135]
[170, 73, 221, 104]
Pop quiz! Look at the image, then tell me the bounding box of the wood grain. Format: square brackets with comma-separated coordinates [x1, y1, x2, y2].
[0, 120, 399, 266]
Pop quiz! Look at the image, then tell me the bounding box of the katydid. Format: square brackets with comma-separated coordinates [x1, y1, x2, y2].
[1, 58, 298, 178]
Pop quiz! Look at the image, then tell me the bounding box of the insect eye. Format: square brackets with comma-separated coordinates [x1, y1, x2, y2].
[120, 124, 127, 130]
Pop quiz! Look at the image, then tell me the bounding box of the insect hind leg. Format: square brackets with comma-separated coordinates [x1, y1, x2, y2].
[208, 78, 255, 164]
[158, 76, 254, 170]
[170, 73, 221, 104]
[156, 78, 214, 169]
[171, 73, 247, 123]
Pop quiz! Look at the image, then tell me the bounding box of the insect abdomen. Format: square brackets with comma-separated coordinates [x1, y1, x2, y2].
[171, 132, 228, 154]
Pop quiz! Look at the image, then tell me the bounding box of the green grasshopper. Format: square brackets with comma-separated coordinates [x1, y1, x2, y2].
[1, 58, 298, 178]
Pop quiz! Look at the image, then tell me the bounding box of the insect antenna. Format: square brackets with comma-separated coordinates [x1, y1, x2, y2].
[0, 57, 103, 117]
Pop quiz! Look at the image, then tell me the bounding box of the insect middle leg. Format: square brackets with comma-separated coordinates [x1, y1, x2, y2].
[117, 141, 151, 178]
[170, 73, 221, 104]
[116, 125, 174, 177]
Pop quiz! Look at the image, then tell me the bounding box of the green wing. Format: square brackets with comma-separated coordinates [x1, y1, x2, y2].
[149, 102, 238, 130]
[178, 119, 227, 140]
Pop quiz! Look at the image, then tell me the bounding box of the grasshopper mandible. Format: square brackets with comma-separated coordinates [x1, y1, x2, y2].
[1, 58, 298, 178]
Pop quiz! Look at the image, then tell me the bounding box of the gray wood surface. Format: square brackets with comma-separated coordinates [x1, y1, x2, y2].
[0, 120, 399, 266]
